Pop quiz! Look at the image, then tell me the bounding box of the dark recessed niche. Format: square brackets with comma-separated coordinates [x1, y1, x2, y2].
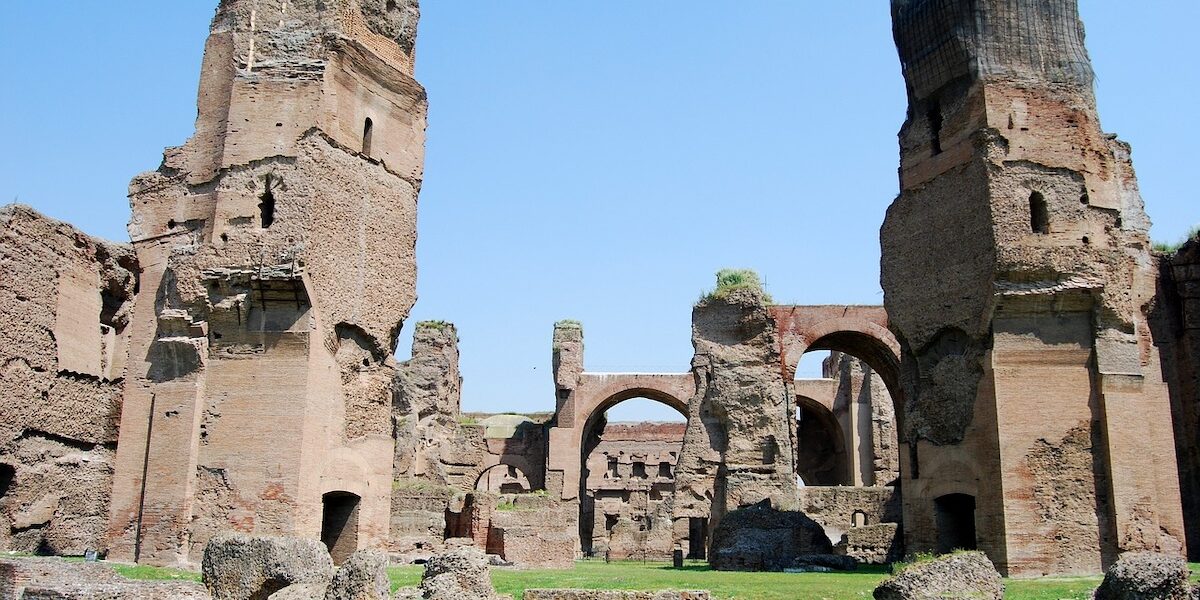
[1029, 192, 1049, 234]
[362, 118, 374, 157]
[259, 175, 277, 229]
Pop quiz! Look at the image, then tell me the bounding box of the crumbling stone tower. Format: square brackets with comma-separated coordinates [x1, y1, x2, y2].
[106, 0, 426, 566]
[882, 0, 1184, 575]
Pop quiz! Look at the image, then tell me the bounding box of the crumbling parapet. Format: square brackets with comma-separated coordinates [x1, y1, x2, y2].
[882, 0, 1183, 575]
[0, 205, 137, 556]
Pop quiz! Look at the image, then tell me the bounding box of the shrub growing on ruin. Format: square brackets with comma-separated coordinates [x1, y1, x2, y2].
[700, 268, 773, 304]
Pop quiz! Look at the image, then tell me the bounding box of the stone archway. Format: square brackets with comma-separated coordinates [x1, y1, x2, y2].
[575, 388, 689, 558]
[546, 374, 695, 504]
[771, 305, 904, 435]
[475, 463, 533, 494]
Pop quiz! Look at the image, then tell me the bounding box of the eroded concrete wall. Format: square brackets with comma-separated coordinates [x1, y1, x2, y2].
[107, 0, 426, 566]
[882, 0, 1183, 576]
[675, 287, 796, 533]
[393, 322, 465, 488]
[0, 205, 137, 555]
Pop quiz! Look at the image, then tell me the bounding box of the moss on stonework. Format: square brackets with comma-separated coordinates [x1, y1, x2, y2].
[416, 320, 454, 330]
[700, 268, 773, 304]
[554, 319, 583, 329]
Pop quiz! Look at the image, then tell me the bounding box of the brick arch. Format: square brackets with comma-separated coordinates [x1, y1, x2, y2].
[770, 305, 905, 436]
[474, 462, 533, 493]
[575, 379, 691, 432]
[460, 453, 541, 493]
[545, 372, 695, 507]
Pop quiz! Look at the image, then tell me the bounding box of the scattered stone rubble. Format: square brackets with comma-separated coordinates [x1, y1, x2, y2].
[1093, 552, 1192, 600]
[872, 551, 1003, 600]
[392, 546, 508, 600]
[201, 533, 334, 600]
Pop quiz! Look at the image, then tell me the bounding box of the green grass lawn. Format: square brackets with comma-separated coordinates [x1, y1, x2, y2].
[388, 560, 1200, 600]
[93, 556, 1200, 600]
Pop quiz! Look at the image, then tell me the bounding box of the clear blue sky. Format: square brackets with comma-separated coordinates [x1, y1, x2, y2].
[2, 3, 1196, 422]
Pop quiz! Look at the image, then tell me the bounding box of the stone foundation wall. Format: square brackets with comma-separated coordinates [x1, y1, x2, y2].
[798, 486, 902, 539]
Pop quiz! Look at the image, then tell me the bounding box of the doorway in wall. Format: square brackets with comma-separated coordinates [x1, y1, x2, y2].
[687, 517, 708, 559]
[934, 493, 977, 552]
[321, 491, 361, 564]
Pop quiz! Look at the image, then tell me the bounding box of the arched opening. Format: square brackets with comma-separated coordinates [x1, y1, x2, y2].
[795, 394, 848, 486]
[852, 510, 869, 528]
[1029, 191, 1049, 234]
[794, 333, 902, 488]
[475, 463, 532, 494]
[580, 394, 686, 561]
[934, 493, 977, 553]
[362, 117, 374, 157]
[321, 491, 361, 564]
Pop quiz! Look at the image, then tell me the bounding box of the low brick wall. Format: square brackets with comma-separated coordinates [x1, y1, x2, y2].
[523, 591, 711, 600]
[845, 523, 902, 564]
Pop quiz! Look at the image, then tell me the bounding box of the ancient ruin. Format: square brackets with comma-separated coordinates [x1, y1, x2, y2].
[882, 0, 1184, 576]
[0, 0, 1195, 591]
[105, 0, 427, 566]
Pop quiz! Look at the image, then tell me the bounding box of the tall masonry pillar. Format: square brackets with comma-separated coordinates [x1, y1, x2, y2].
[106, 0, 426, 566]
[881, 0, 1184, 576]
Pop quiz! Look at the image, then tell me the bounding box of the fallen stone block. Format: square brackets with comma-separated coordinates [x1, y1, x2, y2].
[873, 551, 1002, 600]
[419, 547, 499, 600]
[269, 584, 329, 599]
[201, 533, 335, 600]
[792, 554, 858, 572]
[325, 550, 389, 600]
[1093, 552, 1191, 600]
